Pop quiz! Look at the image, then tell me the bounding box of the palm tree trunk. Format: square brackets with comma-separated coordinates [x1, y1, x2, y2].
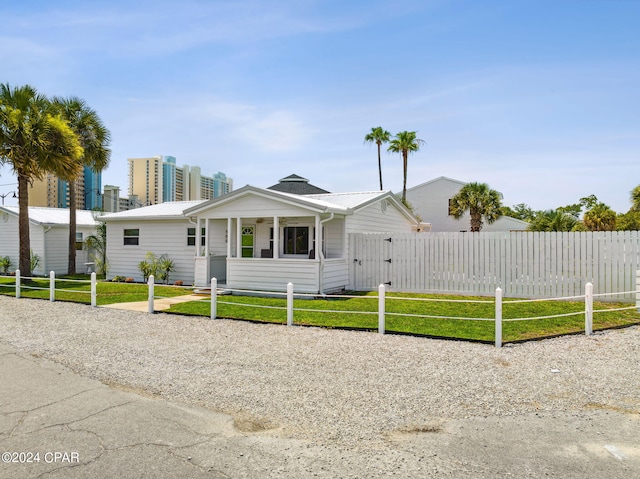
[377, 143, 383, 190]
[17, 174, 31, 276]
[402, 151, 408, 203]
[68, 180, 77, 275]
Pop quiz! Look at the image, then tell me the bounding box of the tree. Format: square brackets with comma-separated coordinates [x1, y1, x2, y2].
[449, 182, 503, 232]
[501, 203, 536, 221]
[630, 185, 640, 212]
[364, 126, 391, 190]
[528, 210, 578, 232]
[387, 131, 425, 204]
[52, 97, 111, 275]
[583, 202, 616, 231]
[0, 84, 83, 275]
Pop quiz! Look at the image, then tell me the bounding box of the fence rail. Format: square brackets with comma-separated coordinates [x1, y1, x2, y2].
[3, 272, 639, 348]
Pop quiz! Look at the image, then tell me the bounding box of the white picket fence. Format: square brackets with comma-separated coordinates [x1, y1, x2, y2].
[349, 231, 640, 300]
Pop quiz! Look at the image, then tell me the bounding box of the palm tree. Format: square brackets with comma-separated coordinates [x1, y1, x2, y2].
[387, 131, 425, 204]
[449, 182, 503, 232]
[583, 203, 616, 231]
[84, 220, 107, 276]
[0, 84, 83, 276]
[528, 210, 578, 232]
[364, 127, 391, 190]
[52, 97, 111, 275]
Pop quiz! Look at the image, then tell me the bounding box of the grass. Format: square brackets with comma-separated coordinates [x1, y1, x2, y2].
[1, 275, 638, 343]
[0, 275, 188, 305]
[166, 291, 640, 343]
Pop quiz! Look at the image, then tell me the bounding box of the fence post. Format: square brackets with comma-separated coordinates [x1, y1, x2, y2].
[211, 277, 217, 320]
[148, 275, 155, 314]
[495, 287, 502, 348]
[378, 284, 386, 334]
[50, 271, 55, 302]
[16, 269, 20, 299]
[91, 272, 97, 307]
[287, 282, 293, 326]
[585, 282, 593, 336]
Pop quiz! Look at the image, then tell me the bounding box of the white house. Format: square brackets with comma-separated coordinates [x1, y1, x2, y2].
[100, 186, 423, 292]
[406, 177, 529, 232]
[0, 206, 98, 275]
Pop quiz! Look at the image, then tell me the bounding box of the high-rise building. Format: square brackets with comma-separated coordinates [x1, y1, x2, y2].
[28, 167, 102, 210]
[128, 156, 232, 204]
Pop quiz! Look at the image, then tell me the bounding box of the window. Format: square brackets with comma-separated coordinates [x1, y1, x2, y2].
[75, 232, 84, 251]
[187, 227, 206, 246]
[123, 228, 139, 246]
[284, 226, 309, 255]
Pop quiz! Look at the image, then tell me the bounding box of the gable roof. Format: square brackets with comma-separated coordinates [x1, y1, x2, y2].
[0, 206, 99, 227]
[406, 176, 467, 192]
[98, 200, 207, 221]
[267, 174, 330, 195]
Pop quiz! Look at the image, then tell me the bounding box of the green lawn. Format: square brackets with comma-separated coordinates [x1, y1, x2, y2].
[1, 275, 638, 343]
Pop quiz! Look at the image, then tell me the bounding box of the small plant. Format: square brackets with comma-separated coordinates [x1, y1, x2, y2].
[30, 250, 41, 273]
[137, 252, 176, 284]
[111, 275, 127, 282]
[0, 256, 12, 275]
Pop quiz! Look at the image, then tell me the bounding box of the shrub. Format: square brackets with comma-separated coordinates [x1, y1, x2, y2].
[0, 256, 12, 275]
[111, 275, 127, 282]
[137, 252, 175, 284]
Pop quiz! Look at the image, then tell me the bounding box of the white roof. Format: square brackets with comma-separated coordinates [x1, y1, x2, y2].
[0, 206, 99, 227]
[99, 200, 207, 220]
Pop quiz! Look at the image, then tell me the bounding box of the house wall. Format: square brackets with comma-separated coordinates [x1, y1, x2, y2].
[198, 194, 320, 220]
[322, 259, 349, 292]
[227, 258, 320, 293]
[406, 178, 529, 232]
[0, 212, 19, 273]
[106, 219, 198, 284]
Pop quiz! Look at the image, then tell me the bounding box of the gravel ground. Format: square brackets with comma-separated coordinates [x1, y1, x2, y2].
[0, 295, 639, 448]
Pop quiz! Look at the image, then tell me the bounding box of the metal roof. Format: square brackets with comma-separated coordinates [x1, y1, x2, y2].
[0, 206, 99, 227]
[99, 200, 207, 221]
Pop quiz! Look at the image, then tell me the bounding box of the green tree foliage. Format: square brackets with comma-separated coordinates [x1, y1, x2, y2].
[364, 127, 391, 190]
[0, 84, 83, 275]
[616, 211, 640, 231]
[52, 97, 111, 275]
[84, 220, 108, 275]
[449, 182, 503, 232]
[583, 202, 616, 231]
[528, 210, 579, 232]
[630, 185, 640, 213]
[387, 131, 425, 204]
[501, 203, 536, 221]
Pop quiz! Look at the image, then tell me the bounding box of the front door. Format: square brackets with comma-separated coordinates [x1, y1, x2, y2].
[241, 226, 255, 258]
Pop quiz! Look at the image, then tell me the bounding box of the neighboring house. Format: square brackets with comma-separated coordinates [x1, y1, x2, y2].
[406, 176, 529, 232]
[100, 186, 423, 292]
[0, 206, 98, 276]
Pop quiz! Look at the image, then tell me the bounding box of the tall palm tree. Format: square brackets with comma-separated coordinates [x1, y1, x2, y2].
[387, 131, 425, 204]
[0, 84, 83, 276]
[449, 182, 503, 232]
[583, 203, 616, 231]
[364, 127, 390, 190]
[52, 97, 111, 274]
[528, 209, 578, 232]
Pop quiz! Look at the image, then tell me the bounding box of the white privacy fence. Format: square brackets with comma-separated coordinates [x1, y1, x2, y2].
[350, 231, 640, 300]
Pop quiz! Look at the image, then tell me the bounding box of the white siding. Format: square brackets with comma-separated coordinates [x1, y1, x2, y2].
[106, 219, 198, 284]
[199, 195, 321, 219]
[0, 213, 19, 273]
[227, 258, 320, 293]
[43, 228, 67, 274]
[323, 218, 344, 258]
[322, 259, 349, 292]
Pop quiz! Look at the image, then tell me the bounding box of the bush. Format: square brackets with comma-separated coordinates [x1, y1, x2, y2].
[111, 275, 127, 282]
[137, 252, 175, 284]
[0, 256, 12, 275]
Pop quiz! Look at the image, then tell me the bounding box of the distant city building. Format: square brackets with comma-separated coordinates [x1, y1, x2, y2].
[128, 156, 232, 204]
[102, 184, 144, 213]
[28, 167, 102, 210]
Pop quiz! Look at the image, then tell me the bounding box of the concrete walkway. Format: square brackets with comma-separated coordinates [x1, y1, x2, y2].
[101, 294, 204, 312]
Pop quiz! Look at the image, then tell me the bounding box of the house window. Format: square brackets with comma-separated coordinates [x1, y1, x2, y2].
[75, 232, 83, 251]
[241, 226, 254, 257]
[123, 228, 139, 246]
[187, 227, 206, 246]
[284, 226, 309, 255]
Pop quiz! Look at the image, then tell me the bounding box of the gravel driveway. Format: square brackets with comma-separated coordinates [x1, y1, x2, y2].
[1, 296, 638, 476]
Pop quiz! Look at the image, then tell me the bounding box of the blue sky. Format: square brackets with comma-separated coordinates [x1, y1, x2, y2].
[1, 0, 639, 213]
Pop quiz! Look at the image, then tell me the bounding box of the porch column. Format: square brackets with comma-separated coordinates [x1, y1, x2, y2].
[236, 217, 242, 258]
[315, 214, 321, 259]
[196, 218, 203, 257]
[227, 217, 232, 258]
[273, 216, 279, 259]
[204, 218, 209, 257]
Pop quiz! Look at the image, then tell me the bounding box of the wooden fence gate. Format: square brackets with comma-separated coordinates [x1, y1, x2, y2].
[349, 231, 640, 300]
